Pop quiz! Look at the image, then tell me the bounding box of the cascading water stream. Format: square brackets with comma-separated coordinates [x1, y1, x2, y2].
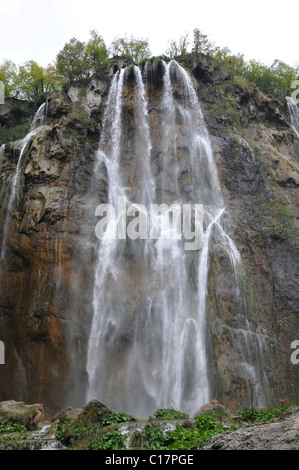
[286, 96, 299, 138]
[0, 145, 5, 165]
[86, 60, 266, 417]
[0, 103, 46, 262]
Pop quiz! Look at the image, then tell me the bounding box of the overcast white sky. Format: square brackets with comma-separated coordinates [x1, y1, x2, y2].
[0, 0, 298, 67]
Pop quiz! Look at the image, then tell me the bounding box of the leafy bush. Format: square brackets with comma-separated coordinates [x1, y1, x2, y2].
[236, 405, 289, 423]
[142, 413, 227, 450]
[152, 408, 189, 420]
[90, 430, 126, 450]
[101, 412, 133, 426]
[0, 422, 27, 434]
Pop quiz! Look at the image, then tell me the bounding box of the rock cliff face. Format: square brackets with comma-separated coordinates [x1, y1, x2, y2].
[0, 57, 298, 416]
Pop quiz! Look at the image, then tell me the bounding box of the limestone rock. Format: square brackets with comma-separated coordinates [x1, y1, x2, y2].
[52, 407, 83, 423]
[193, 400, 229, 417]
[201, 407, 299, 450]
[78, 400, 115, 424]
[0, 400, 44, 430]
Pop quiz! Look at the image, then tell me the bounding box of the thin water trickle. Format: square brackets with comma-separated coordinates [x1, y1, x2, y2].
[0, 103, 46, 262]
[286, 96, 299, 138]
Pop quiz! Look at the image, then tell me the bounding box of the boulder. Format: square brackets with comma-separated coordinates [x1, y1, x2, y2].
[0, 400, 44, 430]
[78, 400, 115, 424]
[193, 400, 229, 417]
[52, 407, 83, 423]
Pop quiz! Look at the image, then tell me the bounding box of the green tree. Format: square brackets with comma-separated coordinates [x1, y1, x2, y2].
[0, 59, 18, 97]
[109, 35, 151, 63]
[56, 32, 109, 84]
[56, 37, 89, 83]
[270, 59, 299, 98]
[85, 29, 109, 74]
[192, 29, 214, 55]
[16, 60, 59, 100]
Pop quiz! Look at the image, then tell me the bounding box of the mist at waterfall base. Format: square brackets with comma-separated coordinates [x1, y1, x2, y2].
[84, 60, 268, 419]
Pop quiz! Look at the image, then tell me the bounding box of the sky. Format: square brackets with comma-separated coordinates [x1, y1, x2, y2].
[0, 0, 298, 68]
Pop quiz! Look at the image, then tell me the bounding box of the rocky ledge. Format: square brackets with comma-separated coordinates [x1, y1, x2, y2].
[201, 406, 299, 450]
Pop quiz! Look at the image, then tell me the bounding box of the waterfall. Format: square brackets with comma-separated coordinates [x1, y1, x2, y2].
[0, 144, 5, 165]
[286, 97, 299, 138]
[86, 60, 264, 417]
[0, 103, 46, 262]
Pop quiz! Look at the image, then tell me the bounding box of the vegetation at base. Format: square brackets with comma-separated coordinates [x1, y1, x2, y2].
[142, 413, 228, 450]
[0, 422, 27, 434]
[101, 412, 133, 426]
[0, 403, 295, 450]
[0, 28, 298, 102]
[150, 408, 189, 420]
[55, 419, 127, 450]
[235, 405, 289, 423]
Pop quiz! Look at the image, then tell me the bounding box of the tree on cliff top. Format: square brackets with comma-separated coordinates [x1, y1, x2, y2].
[56, 31, 108, 84]
[109, 35, 151, 63]
[0, 59, 18, 97]
[16, 60, 60, 100]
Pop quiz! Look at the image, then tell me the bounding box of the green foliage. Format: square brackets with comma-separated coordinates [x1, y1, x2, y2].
[142, 413, 227, 450]
[109, 35, 151, 63]
[138, 55, 171, 66]
[101, 412, 133, 426]
[15, 60, 60, 100]
[56, 37, 88, 84]
[55, 417, 127, 450]
[142, 426, 168, 450]
[0, 59, 61, 100]
[192, 29, 215, 56]
[91, 431, 126, 450]
[2, 28, 298, 102]
[55, 422, 68, 440]
[0, 422, 27, 434]
[56, 30, 108, 85]
[236, 405, 288, 423]
[152, 408, 189, 420]
[85, 30, 109, 73]
[242, 59, 299, 100]
[0, 59, 18, 97]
